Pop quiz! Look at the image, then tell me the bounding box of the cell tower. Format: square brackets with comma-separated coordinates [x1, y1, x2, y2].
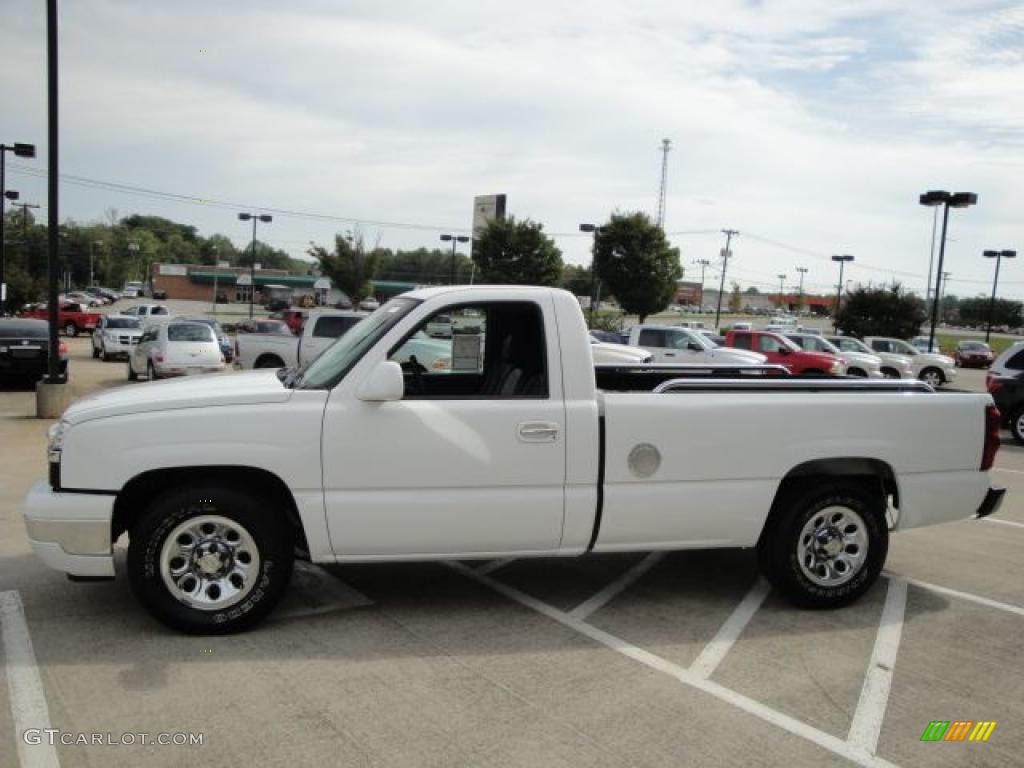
[656, 138, 671, 228]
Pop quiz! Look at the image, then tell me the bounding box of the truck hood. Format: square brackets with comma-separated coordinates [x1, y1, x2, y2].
[707, 348, 767, 364]
[62, 369, 291, 424]
[839, 351, 881, 366]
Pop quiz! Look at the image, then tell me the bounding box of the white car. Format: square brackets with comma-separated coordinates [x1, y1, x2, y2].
[627, 324, 767, 366]
[235, 310, 367, 370]
[425, 314, 453, 338]
[128, 321, 226, 380]
[864, 337, 957, 387]
[591, 338, 652, 365]
[826, 336, 913, 380]
[121, 303, 170, 319]
[91, 314, 143, 361]
[392, 331, 453, 372]
[23, 286, 1004, 634]
[785, 333, 883, 378]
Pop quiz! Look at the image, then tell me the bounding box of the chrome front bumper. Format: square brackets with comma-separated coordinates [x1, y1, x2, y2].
[21, 480, 115, 577]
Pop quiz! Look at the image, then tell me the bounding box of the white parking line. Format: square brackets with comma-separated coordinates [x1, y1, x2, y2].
[567, 552, 665, 621]
[982, 517, 1024, 530]
[992, 467, 1024, 475]
[476, 558, 515, 576]
[689, 579, 770, 680]
[446, 562, 898, 768]
[0, 591, 61, 768]
[886, 572, 1024, 618]
[847, 577, 908, 756]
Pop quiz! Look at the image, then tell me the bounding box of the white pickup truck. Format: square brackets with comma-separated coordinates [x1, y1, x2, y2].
[235, 309, 366, 369]
[627, 323, 766, 366]
[23, 286, 1004, 633]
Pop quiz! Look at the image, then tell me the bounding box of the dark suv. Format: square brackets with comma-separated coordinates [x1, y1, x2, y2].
[986, 341, 1024, 441]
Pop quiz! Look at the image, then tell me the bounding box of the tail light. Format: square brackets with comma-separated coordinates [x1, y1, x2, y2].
[981, 404, 1001, 471]
[986, 373, 1003, 394]
[154, 353, 164, 364]
[58, 342, 68, 359]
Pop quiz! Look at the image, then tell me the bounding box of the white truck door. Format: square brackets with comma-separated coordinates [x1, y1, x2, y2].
[321, 299, 567, 557]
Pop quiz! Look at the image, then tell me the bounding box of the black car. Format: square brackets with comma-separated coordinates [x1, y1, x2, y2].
[0, 319, 68, 386]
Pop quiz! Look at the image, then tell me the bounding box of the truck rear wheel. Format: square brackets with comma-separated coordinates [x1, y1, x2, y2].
[127, 486, 294, 634]
[758, 482, 887, 609]
[64, 322, 78, 337]
[1009, 407, 1024, 444]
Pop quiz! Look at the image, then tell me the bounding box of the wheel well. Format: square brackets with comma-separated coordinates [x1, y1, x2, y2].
[760, 458, 898, 545]
[111, 466, 309, 556]
[847, 367, 866, 376]
[880, 366, 899, 376]
[254, 354, 285, 368]
[920, 366, 944, 381]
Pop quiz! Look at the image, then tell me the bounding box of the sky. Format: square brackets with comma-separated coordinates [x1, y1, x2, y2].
[2, 0, 1023, 299]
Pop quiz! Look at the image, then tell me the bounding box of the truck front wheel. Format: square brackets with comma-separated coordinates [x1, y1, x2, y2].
[127, 486, 294, 634]
[758, 482, 887, 609]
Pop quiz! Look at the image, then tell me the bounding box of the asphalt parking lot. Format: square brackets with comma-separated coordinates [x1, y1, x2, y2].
[1, 339, 1022, 767]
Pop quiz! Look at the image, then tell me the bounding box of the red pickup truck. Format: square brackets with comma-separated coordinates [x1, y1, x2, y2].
[724, 330, 845, 375]
[21, 302, 103, 337]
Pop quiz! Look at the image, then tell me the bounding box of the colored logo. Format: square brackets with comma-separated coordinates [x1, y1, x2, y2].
[920, 721, 996, 742]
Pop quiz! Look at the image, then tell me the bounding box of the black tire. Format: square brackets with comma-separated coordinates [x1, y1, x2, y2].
[880, 367, 900, 379]
[64, 322, 78, 337]
[101, 345, 110, 362]
[127, 486, 294, 634]
[847, 367, 867, 377]
[92, 343, 100, 359]
[254, 354, 285, 369]
[128, 360, 138, 381]
[758, 481, 887, 609]
[1010, 407, 1024, 445]
[919, 367, 944, 387]
[147, 361, 158, 380]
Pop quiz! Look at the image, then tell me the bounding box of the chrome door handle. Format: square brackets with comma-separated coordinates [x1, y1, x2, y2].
[518, 422, 559, 442]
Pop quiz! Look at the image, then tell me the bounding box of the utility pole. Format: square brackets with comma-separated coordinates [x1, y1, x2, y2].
[795, 266, 808, 313]
[714, 229, 738, 330]
[656, 138, 671, 228]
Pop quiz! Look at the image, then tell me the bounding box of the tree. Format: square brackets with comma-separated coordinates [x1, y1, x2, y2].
[728, 282, 742, 313]
[307, 230, 380, 307]
[592, 212, 681, 322]
[836, 284, 927, 339]
[560, 263, 592, 297]
[958, 297, 1023, 329]
[472, 217, 563, 286]
[743, 286, 761, 295]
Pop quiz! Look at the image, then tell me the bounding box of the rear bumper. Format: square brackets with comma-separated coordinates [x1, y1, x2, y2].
[975, 486, 1006, 519]
[21, 480, 115, 577]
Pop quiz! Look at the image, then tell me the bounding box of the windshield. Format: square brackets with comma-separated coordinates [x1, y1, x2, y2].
[106, 317, 141, 329]
[297, 297, 420, 389]
[890, 340, 917, 356]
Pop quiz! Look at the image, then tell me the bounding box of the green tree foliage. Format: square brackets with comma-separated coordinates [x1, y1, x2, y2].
[728, 282, 742, 312]
[559, 263, 592, 296]
[592, 212, 681, 322]
[743, 286, 761, 295]
[472, 217, 563, 286]
[307, 231, 381, 307]
[958, 296, 1023, 328]
[836, 284, 927, 339]
[374, 247, 473, 284]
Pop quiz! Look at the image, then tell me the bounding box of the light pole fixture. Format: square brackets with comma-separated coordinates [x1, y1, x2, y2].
[984, 249, 1016, 342]
[776, 274, 787, 310]
[238, 212, 272, 318]
[919, 190, 978, 350]
[89, 240, 103, 287]
[831, 254, 854, 331]
[579, 223, 605, 326]
[695, 258, 711, 309]
[795, 266, 808, 313]
[1, 142, 36, 316]
[714, 230, 738, 330]
[439, 233, 470, 286]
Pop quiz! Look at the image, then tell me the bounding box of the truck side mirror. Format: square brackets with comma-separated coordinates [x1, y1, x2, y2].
[357, 361, 405, 402]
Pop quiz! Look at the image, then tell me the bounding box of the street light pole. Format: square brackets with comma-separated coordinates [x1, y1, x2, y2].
[831, 254, 854, 331]
[89, 240, 102, 287]
[984, 250, 1017, 343]
[919, 190, 978, 350]
[238, 213, 272, 318]
[777, 274, 787, 310]
[694, 258, 711, 310]
[579, 223, 604, 327]
[439, 234, 470, 285]
[714, 229, 738, 330]
[795, 266, 808, 313]
[1, 142, 36, 315]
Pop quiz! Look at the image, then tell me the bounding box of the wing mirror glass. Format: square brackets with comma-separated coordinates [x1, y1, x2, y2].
[357, 361, 405, 402]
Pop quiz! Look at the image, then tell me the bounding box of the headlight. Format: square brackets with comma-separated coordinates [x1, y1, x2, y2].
[830, 361, 843, 374]
[48, 419, 69, 463]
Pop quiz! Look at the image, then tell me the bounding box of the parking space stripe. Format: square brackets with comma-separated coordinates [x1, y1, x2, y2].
[847, 577, 908, 756]
[476, 558, 515, 576]
[992, 467, 1024, 475]
[567, 552, 665, 621]
[689, 579, 770, 680]
[0, 591, 60, 768]
[446, 562, 899, 768]
[982, 517, 1024, 530]
[888, 573, 1024, 618]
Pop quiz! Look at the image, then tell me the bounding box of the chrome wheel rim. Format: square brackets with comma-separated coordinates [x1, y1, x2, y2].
[796, 506, 868, 587]
[159, 515, 261, 611]
[921, 370, 941, 387]
[1015, 413, 1024, 439]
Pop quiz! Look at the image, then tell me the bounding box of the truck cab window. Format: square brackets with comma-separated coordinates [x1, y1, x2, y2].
[389, 302, 547, 399]
[638, 329, 666, 347]
[732, 333, 752, 350]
